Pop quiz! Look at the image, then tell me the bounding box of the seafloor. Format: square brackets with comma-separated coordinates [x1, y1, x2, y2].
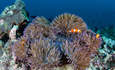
[0, 0, 115, 70]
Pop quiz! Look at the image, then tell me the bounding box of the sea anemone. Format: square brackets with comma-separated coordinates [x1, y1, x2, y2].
[12, 36, 27, 61]
[12, 36, 61, 70]
[12, 17, 61, 70]
[11, 13, 102, 70]
[62, 30, 102, 70]
[29, 38, 61, 70]
[51, 13, 87, 37]
[23, 17, 55, 39]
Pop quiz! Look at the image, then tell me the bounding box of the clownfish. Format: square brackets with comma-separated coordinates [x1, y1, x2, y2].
[20, 39, 26, 47]
[96, 34, 100, 39]
[68, 28, 81, 33]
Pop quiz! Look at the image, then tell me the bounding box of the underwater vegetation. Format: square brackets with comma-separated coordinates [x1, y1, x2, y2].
[0, 0, 114, 70]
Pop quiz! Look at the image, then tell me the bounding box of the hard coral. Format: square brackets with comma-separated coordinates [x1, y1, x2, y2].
[0, 0, 29, 44]
[89, 36, 115, 70]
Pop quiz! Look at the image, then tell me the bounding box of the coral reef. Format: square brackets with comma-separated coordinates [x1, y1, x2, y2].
[0, 0, 29, 70]
[10, 13, 102, 70]
[91, 24, 115, 40]
[0, 11, 102, 70]
[12, 17, 61, 70]
[51, 14, 102, 70]
[0, 0, 29, 40]
[61, 29, 101, 70]
[88, 36, 115, 70]
[1, 0, 114, 70]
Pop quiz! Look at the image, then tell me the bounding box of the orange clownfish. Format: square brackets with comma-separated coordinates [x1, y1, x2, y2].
[68, 28, 81, 33]
[20, 39, 26, 47]
[96, 34, 100, 39]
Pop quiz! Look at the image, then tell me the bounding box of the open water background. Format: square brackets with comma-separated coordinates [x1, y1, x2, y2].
[0, 0, 115, 29]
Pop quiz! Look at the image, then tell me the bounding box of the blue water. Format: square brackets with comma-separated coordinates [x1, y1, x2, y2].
[0, 0, 115, 28]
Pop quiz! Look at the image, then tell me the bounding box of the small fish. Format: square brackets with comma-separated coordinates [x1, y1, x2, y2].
[21, 39, 26, 47]
[68, 28, 81, 33]
[96, 34, 100, 39]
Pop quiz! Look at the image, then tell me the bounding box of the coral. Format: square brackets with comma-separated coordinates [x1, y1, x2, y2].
[0, 0, 29, 42]
[9, 25, 19, 40]
[0, 8, 102, 70]
[1, 0, 26, 17]
[51, 13, 87, 37]
[0, 39, 17, 70]
[0, 0, 29, 70]
[88, 36, 115, 70]
[0, 40, 4, 56]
